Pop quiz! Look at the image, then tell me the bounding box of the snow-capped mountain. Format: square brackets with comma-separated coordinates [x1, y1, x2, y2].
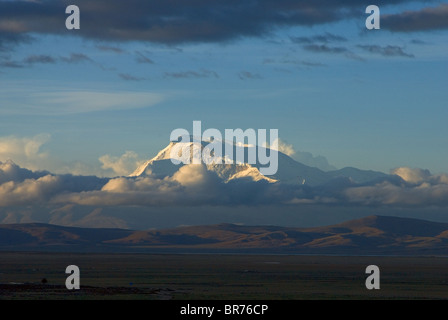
[130, 139, 277, 183]
[130, 137, 387, 186]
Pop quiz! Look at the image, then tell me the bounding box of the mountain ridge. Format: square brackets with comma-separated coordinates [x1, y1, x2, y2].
[1, 215, 447, 255]
[130, 139, 387, 186]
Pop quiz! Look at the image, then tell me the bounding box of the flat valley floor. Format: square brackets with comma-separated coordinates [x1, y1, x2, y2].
[1, 252, 448, 300]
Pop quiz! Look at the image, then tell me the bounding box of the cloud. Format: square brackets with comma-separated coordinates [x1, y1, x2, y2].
[300, 61, 326, 68]
[52, 162, 291, 207]
[0, 159, 308, 207]
[0, 59, 24, 68]
[0, 160, 108, 207]
[99, 151, 145, 176]
[0, 174, 61, 206]
[382, 4, 448, 32]
[135, 51, 154, 64]
[0, 134, 121, 177]
[60, 53, 93, 63]
[56, 165, 216, 206]
[0, 134, 51, 170]
[263, 58, 326, 68]
[391, 167, 431, 184]
[95, 45, 126, 54]
[303, 44, 349, 53]
[344, 180, 448, 206]
[238, 71, 262, 80]
[164, 70, 219, 79]
[303, 44, 348, 54]
[390, 167, 448, 186]
[289, 32, 365, 61]
[0, 0, 421, 46]
[2, 159, 448, 209]
[293, 152, 337, 172]
[410, 39, 429, 45]
[357, 45, 414, 58]
[24, 54, 56, 64]
[0, 31, 33, 52]
[344, 168, 448, 206]
[1, 53, 93, 69]
[290, 33, 414, 60]
[266, 138, 295, 157]
[118, 73, 145, 81]
[0, 88, 164, 115]
[172, 164, 221, 189]
[290, 33, 347, 44]
[302, 44, 363, 61]
[0, 160, 48, 185]
[264, 138, 336, 171]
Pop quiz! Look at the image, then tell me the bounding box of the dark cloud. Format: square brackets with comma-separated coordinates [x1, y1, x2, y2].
[60, 53, 92, 63]
[0, 32, 34, 52]
[24, 54, 57, 64]
[303, 44, 365, 61]
[95, 45, 126, 54]
[303, 44, 349, 54]
[289, 32, 415, 62]
[410, 39, 429, 45]
[135, 51, 154, 64]
[238, 71, 262, 80]
[1, 53, 92, 69]
[0, 60, 23, 68]
[0, 161, 48, 185]
[288, 32, 364, 61]
[290, 32, 347, 44]
[263, 58, 326, 68]
[300, 61, 326, 68]
[164, 69, 219, 79]
[0, 0, 429, 45]
[1, 52, 97, 70]
[357, 45, 414, 58]
[382, 4, 448, 32]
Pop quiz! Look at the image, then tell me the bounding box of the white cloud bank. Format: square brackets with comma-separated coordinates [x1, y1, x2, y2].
[55, 164, 229, 206]
[344, 167, 448, 206]
[1, 157, 448, 209]
[0, 161, 59, 206]
[0, 161, 106, 207]
[53, 165, 448, 208]
[0, 174, 60, 207]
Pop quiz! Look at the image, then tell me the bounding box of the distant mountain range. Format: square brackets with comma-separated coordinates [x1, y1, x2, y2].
[130, 139, 387, 186]
[1, 215, 447, 255]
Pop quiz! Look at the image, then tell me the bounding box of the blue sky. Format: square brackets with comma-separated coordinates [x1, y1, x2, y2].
[1, 0, 447, 177]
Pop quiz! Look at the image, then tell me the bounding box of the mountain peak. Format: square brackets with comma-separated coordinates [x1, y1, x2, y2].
[129, 138, 389, 186]
[129, 139, 277, 183]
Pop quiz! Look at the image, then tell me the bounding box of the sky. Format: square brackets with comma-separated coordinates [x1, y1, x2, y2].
[0, 0, 447, 228]
[0, 0, 447, 177]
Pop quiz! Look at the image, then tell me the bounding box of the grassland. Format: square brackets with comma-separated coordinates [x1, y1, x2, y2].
[1, 252, 448, 300]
